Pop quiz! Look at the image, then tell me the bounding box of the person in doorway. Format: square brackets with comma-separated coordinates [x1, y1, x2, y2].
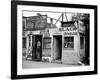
[36, 39, 41, 60]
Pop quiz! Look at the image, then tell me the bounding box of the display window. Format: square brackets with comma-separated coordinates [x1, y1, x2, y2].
[64, 36, 74, 49]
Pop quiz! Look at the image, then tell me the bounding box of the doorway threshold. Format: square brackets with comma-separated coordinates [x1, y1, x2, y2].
[52, 60, 62, 64]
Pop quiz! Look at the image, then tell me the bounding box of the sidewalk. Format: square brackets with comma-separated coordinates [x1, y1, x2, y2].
[22, 59, 80, 69]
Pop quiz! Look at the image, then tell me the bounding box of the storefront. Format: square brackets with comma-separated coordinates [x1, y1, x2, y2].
[22, 16, 86, 65]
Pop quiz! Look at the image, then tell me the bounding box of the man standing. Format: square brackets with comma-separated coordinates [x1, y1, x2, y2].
[36, 39, 41, 60]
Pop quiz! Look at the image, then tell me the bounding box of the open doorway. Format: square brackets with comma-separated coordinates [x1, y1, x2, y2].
[32, 35, 42, 61]
[53, 35, 62, 60]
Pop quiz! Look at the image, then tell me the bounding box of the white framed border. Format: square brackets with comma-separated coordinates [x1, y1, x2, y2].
[17, 5, 95, 75]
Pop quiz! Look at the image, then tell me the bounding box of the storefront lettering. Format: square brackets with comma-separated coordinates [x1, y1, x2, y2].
[64, 32, 77, 35]
[59, 26, 77, 31]
[26, 15, 47, 30]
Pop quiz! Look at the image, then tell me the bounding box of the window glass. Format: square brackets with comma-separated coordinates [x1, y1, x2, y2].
[64, 37, 74, 49]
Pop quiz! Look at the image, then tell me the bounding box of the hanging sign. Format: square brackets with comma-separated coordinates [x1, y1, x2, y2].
[78, 20, 85, 33]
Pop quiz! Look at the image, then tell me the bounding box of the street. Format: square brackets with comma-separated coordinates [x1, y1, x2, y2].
[22, 58, 80, 69]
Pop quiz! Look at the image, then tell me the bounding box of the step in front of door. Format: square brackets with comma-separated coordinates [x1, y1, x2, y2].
[52, 60, 62, 64]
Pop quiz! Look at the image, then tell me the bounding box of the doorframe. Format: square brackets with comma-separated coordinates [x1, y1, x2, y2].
[34, 34, 43, 50]
[52, 35, 62, 60]
[32, 34, 43, 60]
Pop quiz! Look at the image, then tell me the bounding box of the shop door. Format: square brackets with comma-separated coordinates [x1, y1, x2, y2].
[53, 35, 62, 60]
[32, 35, 42, 61]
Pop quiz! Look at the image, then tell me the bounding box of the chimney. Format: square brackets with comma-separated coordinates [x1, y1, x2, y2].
[37, 13, 41, 16]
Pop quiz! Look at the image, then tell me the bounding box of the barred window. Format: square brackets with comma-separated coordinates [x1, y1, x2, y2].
[64, 37, 74, 49]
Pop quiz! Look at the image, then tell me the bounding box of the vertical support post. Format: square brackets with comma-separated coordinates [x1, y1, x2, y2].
[26, 34, 29, 58]
[77, 20, 81, 64]
[62, 13, 64, 22]
[30, 34, 33, 57]
[65, 12, 68, 21]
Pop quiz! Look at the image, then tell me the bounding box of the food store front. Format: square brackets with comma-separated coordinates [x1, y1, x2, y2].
[23, 20, 86, 65]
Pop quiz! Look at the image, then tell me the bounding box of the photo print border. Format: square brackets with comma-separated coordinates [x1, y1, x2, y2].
[11, 1, 97, 79]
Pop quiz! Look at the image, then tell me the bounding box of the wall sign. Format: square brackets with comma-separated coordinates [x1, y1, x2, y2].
[64, 32, 77, 35]
[25, 15, 47, 30]
[43, 37, 51, 49]
[59, 26, 77, 31]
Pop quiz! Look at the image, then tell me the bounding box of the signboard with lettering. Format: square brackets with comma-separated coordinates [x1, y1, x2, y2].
[64, 32, 77, 35]
[26, 21, 35, 30]
[59, 26, 77, 31]
[78, 20, 85, 33]
[59, 25, 78, 35]
[26, 15, 47, 30]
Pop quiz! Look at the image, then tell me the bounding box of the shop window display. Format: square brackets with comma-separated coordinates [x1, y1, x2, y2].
[64, 37, 74, 49]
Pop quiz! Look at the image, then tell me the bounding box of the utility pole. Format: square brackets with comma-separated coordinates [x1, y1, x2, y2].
[65, 12, 68, 21]
[54, 14, 62, 25]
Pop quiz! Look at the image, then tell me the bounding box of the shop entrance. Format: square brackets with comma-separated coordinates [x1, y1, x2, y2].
[53, 35, 62, 60]
[32, 35, 42, 61]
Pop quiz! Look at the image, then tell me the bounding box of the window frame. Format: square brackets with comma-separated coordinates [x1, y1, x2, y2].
[64, 36, 74, 49]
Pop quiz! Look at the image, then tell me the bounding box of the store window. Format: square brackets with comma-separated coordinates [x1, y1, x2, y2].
[23, 37, 26, 48]
[64, 37, 74, 49]
[80, 37, 84, 49]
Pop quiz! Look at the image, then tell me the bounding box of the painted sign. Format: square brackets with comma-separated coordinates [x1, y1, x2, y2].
[64, 32, 77, 35]
[59, 27, 77, 31]
[78, 20, 85, 33]
[43, 37, 51, 49]
[59, 26, 77, 35]
[25, 15, 47, 30]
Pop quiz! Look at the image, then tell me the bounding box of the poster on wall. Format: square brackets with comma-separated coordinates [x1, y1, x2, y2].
[43, 37, 51, 49]
[11, 1, 97, 79]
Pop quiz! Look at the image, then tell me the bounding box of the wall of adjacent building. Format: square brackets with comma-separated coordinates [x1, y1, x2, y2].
[62, 35, 80, 64]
